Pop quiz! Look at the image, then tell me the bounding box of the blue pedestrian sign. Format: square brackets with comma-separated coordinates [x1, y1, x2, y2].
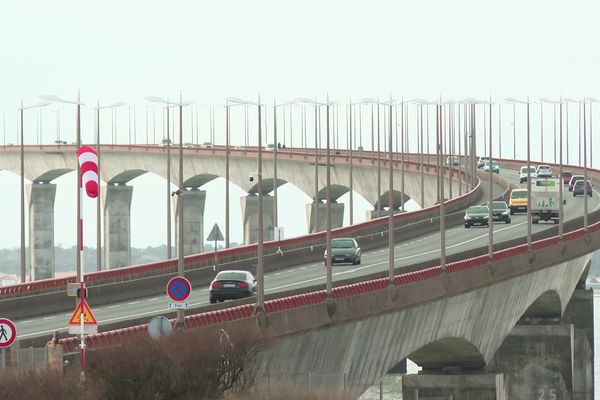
[166, 277, 192, 302]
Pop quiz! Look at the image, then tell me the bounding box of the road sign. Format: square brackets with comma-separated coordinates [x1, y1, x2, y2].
[167, 277, 192, 302]
[68, 298, 98, 334]
[207, 223, 224, 241]
[0, 318, 16, 348]
[147, 316, 172, 340]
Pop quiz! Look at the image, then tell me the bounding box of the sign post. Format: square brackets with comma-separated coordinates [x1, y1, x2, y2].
[207, 223, 224, 272]
[0, 318, 17, 368]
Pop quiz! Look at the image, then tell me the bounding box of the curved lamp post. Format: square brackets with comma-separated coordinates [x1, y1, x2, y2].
[95, 101, 126, 270]
[40, 93, 84, 281]
[18, 101, 50, 282]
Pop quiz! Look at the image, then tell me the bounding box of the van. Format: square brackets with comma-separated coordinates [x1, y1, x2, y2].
[509, 188, 528, 215]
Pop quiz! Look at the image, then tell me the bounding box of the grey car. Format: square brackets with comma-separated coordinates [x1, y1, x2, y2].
[209, 270, 256, 304]
[324, 238, 361, 265]
[464, 205, 490, 228]
[491, 201, 511, 223]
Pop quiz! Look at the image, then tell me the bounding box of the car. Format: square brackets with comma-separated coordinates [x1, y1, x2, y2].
[201, 142, 213, 148]
[483, 161, 500, 174]
[509, 188, 528, 214]
[573, 180, 592, 197]
[561, 171, 573, 185]
[447, 155, 460, 166]
[183, 142, 194, 148]
[491, 201, 511, 223]
[54, 140, 68, 145]
[209, 270, 257, 304]
[568, 175, 584, 191]
[477, 157, 490, 169]
[234, 145, 246, 150]
[536, 165, 553, 178]
[324, 238, 361, 265]
[464, 205, 490, 228]
[519, 166, 537, 184]
[265, 144, 276, 151]
[160, 138, 172, 147]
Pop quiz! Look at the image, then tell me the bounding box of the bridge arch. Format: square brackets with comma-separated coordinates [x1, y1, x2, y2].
[407, 337, 485, 371]
[520, 289, 562, 319]
[33, 168, 73, 183]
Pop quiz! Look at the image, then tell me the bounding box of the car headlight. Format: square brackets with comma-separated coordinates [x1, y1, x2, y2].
[465, 216, 472, 220]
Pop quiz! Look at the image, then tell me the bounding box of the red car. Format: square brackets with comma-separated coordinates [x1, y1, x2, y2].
[562, 171, 573, 184]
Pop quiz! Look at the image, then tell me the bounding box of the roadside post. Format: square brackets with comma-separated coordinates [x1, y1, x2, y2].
[207, 223, 224, 272]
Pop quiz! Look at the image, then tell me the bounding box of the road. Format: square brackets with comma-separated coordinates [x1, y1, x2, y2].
[15, 169, 599, 341]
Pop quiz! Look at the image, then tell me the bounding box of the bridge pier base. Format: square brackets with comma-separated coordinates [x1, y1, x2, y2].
[102, 184, 132, 269]
[173, 188, 206, 255]
[27, 183, 56, 280]
[402, 373, 507, 399]
[486, 323, 576, 399]
[366, 207, 403, 220]
[241, 194, 274, 244]
[306, 201, 344, 233]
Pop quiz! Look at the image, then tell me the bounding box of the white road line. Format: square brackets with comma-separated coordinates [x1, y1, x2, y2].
[107, 305, 119, 309]
[148, 298, 160, 302]
[42, 316, 54, 320]
[20, 320, 32, 324]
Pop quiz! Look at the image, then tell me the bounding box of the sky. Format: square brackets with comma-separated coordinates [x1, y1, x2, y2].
[0, 0, 599, 251]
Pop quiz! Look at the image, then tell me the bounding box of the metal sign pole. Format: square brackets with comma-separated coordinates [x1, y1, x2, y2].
[80, 281, 86, 381]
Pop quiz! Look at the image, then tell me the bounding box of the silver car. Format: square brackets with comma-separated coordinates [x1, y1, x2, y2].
[324, 238, 361, 265]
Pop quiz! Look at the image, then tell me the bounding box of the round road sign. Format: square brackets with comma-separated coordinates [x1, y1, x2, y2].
[147, 316, 173, 340]
[0, 318, 17, 348]
[166, 277, 192, 302]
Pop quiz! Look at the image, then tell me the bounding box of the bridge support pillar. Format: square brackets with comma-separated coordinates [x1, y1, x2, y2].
[366, 207, 403, 220]
[241, 194, 274, 244]
[402, 373, 507, 399]
[487, 323, 576, 399]
[27, 183, 57, 280]
[102, 184, 133, 269]
[173, 188, 206, 256]
[306, 201, 344, 233]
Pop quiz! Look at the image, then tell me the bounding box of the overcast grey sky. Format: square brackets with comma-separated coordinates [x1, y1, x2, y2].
[0, 0, 599, 251]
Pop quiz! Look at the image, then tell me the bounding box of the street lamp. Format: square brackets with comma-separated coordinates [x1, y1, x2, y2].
[272, 100, 297, 230]
[144, 96, 181, 260]
[227, 96, 267, 310]
[361, 98, 383, 217]
[588, 97, 600, 169]
[296, 97, 337, 295]
[95, 101, 126, 271]
[18, 100, 50, 282]
[40, 92, 85, 281]
[145, 94, 192, 329]
[539, 98, 560, 164]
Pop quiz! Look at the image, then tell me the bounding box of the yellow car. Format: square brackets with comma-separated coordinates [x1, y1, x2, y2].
[509, 188, 528, 215]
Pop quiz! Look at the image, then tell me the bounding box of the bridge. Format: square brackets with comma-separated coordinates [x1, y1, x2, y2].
[0, 143, 597, 399]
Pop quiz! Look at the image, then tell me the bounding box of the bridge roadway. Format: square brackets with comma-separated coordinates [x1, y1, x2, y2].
[15, 168, 599, 342]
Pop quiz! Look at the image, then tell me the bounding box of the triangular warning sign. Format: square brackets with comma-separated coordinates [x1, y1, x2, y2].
[68, 298, 98, 325]
[207, 223, 224, 241]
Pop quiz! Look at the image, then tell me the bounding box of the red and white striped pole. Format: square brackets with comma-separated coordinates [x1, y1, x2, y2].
[76, 146, 98, 380]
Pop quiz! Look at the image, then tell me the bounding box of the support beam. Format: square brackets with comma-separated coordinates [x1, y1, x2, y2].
[241, 194, 274, 245]
[27, 183, 56, 280]
[173, 188, 206, 256]
[306, 201, 344, 233]
[102, 184, 133, 269]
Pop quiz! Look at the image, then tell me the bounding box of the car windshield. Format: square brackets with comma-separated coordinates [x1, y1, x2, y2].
[511, 190, 527, 198]
[562, 172, 573, 177]
[522, 167, 536, 173]
[575, 181, 590, 187]
[538, 166, 551, 170]
[492, 202, 507, 210]
[468, 206, 488, 214]
[332, 239, 356, 249]
[572, 176, 584, 181]
[216, 272, 247, 281]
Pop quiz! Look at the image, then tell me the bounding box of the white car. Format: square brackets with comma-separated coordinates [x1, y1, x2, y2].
[536, 165, 553, 178]
[519, 166, 537, 183]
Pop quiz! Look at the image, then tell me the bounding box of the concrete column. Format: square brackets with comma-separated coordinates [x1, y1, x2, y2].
[241, 194, 274, 245]
[306, 201, 344, 233]
[102, 184, 133, 269]
[367, 207, 404, 220]
[173, 188, 206, 256]
[402, 373, 507, 399]
[27, 183, 56, 281]
[487, 323, 575, 399]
